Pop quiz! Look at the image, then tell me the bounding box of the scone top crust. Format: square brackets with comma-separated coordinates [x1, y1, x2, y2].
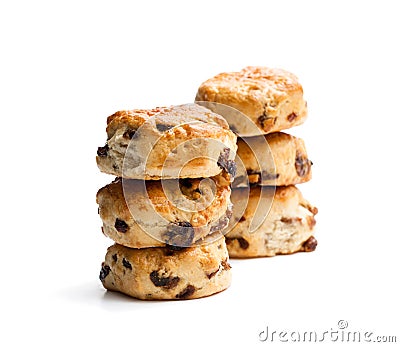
[97, 104, 237, 180]
[195, 66, 307, 135]
[205, 66, 302, 94]
[105, 104, 229, 140]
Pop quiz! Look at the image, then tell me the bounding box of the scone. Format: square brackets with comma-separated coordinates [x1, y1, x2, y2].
[225, 185, 318, 257]
[96, 104, 237, 179]
[233, 132, 312, 187]
[195, 66, 307, 137]
[97, 172, 233, 248]
[99, 238, 232, 300]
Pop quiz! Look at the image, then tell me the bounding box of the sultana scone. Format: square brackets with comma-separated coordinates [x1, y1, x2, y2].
[97, 172, 232, 248]
[195, 66, 307, 137]
[96, 104, 237, 179]
[234, 132, 312, 187]
[225, 185, 317, 257]
[99, 238, 231, 300]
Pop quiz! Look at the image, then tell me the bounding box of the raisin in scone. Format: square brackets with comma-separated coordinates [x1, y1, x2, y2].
[195, 66, 307, 137]
[225, 185, 318, 257]
[99, 238, 231, 300]
[96, 104, 237, 180]
[97, 172, 232, 248]
[233, 132, 312, 187]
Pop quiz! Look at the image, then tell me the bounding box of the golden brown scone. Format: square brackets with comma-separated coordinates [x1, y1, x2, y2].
[225, 185, 318, 257]
[96, 172, 232, 248]
[99, 238, 232, 300]
[96, 104, 237, 179]
[195, 66, 307, 137]
[233, 132, 312, 187]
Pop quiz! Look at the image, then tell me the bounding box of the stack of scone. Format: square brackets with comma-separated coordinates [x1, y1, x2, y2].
[196, 66, 318, 258]
[96, 104, 237, 299]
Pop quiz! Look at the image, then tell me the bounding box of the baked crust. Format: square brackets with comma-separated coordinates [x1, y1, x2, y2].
[234, 132, 312, 187]
[99, 238, 231, 300]
[96, 104, 237, 179]
[96, 172, 232, 248]
[195, 66, 307, 136]
[225, 185, 318, 257]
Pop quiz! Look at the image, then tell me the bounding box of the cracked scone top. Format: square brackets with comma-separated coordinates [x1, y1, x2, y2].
[195, 66, 307, 137]
[96, 104, 237, 179]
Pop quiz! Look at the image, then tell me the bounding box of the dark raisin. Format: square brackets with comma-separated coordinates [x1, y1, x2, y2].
[112, 254, 118, 262]
[225, 237, 249, 249]
[149, 271, 180, 289]
[207, 269, 219, 279]
[239, 216, 246, 222]
[97, 144, 109, 157]
[176, 285, 195, 299]
[287, 113, 298, 122]
[115, 218, 129, 233]
[225, 237, 234, 246]
[238, 237, 249, 249]
[217, 148, 237, 177]
[303, 236, 318, 252]
[112, 164, 119, 170]
[164, 222, 194, 247]
[99, 263, 111, 282]
[156, 123, 174, 132]
[122, 258, 132, 270]
[295, 151, 312, 177]
[123, 129, 136, 139]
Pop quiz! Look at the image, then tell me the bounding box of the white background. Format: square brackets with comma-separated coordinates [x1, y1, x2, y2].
[1, 1, 399, 346]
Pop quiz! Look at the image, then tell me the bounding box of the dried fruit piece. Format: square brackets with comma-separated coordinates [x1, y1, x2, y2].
[99, 263, 111, 281]
[303, 236, 318, 252]
[217, 148, 237, 177]
[295, 150, 312, 177]
[258, 113, 276, 131]
[123, 129, 136, 139]
[221, 258, 231, 270]
[176, 285, 195, 299]
[287, 113, 298, 122]
[149, 271, 180, 289]
[97, 144, 109, 157]
[122, 258, 132, 270]
[225, 237, 249, 249]
[115, 219, 129, 233]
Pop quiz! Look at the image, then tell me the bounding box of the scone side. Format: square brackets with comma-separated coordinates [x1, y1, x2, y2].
[225, 185, 318, 258]
[100, 239, 232, 300]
